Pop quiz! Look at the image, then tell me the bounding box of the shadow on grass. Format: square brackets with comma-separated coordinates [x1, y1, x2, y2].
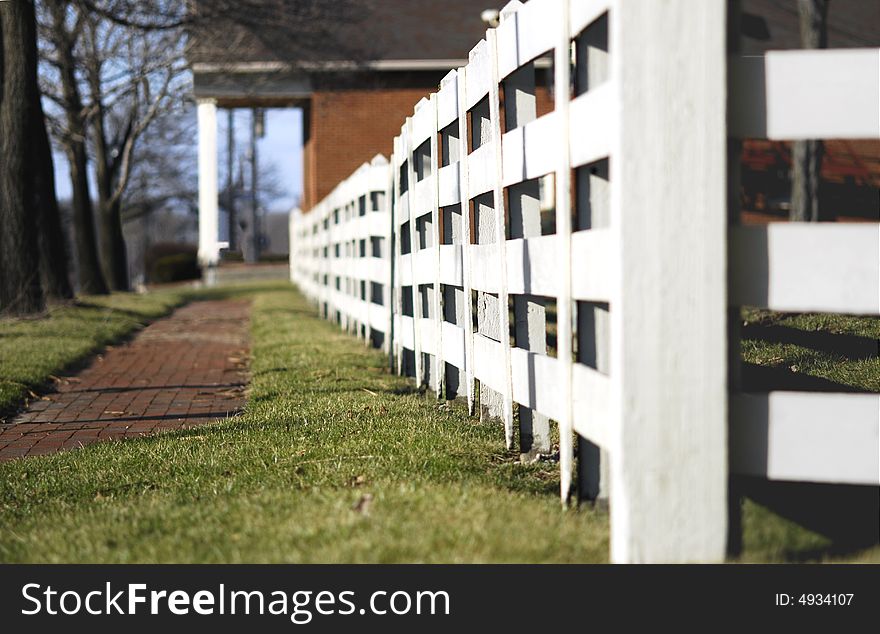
[743, 323, 879, 362]
[730, 476, 880, 561]
[740, 362, 868, 393]
[65, 383, 245, 395]
[71, 298, 183, 320]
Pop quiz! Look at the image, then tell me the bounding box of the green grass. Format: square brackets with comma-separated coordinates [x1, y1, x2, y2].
[0, 287, 876, 562]
[740, 308, 880, 392]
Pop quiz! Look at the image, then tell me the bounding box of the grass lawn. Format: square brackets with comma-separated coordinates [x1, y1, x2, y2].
[0, 285, 876, 562]
[740, 308, 880, 392]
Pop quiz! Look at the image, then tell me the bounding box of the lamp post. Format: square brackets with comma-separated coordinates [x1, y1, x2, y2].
[227, 109, 237, 252]
[247, 108, 265, 263]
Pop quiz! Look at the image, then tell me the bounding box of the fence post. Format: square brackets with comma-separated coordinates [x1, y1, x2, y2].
[385, 158, 395, 363]
[499, 10, 553, 461]
[287, 209, 302, 284]
[429, 94, 445, 399]
[610, 0, 728, 562]
[488, 29, 516, 448]
[393, 135, 405, 376]
[726, 0, 744, 556]
[404, 120, 425, 385]
[554, 0, 574, 502]
[456, 71, 478, 416]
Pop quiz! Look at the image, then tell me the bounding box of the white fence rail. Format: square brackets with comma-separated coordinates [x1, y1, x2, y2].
[291, 0, 880, 563]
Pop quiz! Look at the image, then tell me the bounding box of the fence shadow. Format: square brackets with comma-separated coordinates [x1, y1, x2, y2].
[729, 475, 880, 560]
[65, 383, 245, 395]
[742, 323, 879, 362]
[740, 362, 867, 393]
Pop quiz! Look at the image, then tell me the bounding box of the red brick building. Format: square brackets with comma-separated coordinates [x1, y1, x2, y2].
[189, 0, 516, 218]
[302, 74, 451, 211]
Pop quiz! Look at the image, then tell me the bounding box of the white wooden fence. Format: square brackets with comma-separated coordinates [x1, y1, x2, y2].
[291, 0, 880, 563]
[289, 156, 393, 352]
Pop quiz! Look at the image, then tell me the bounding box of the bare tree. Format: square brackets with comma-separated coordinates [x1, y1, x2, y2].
[32, 90, 76, 302]
[77, 1, 369, 65]
[122, 103, 198, 226]
[40, 0, 365, 287]
[6, 0, 359, 313]
[39, 1, 188, 291]
[790, 0, 829, 222]
[82, 10, 188, 290]
[121, 104, 198, 284]
[40, 0, 109, 295]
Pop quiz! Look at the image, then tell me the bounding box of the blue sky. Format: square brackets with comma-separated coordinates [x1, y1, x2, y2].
[53, 108, 305, 214]
[250, 109, 304, 212]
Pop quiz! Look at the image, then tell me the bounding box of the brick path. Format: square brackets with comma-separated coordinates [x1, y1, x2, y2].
[0, 300, 250, 461]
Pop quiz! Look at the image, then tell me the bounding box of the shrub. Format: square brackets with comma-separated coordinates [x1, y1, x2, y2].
[145, 243, 200, 284]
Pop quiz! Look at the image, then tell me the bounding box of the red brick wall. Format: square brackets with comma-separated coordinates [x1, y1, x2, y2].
[302, 75, 554, 210]
[536, 86, 553, 118]
[304, 87, 434, 210]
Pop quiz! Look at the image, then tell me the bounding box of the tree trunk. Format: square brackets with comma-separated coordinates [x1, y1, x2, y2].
[91, 99, 130, 292]
[69, 141, 109, 295]
[47, 0, 109, 296]
[94, 146, 131, 291]
[99, 198, 129, 291]
[790, 0, 829, 222]
[0, 1, 46, 315]
[31, 76, 74, 301]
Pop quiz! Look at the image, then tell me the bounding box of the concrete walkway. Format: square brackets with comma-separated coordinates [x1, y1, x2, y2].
[0, 300, 250, 461]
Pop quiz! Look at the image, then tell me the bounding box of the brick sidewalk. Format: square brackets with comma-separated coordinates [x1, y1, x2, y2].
[0, 300, 250, 461]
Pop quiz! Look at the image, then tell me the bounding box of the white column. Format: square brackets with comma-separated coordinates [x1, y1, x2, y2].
[610, 0, 728, 562]
[198, 99, 220, 267]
